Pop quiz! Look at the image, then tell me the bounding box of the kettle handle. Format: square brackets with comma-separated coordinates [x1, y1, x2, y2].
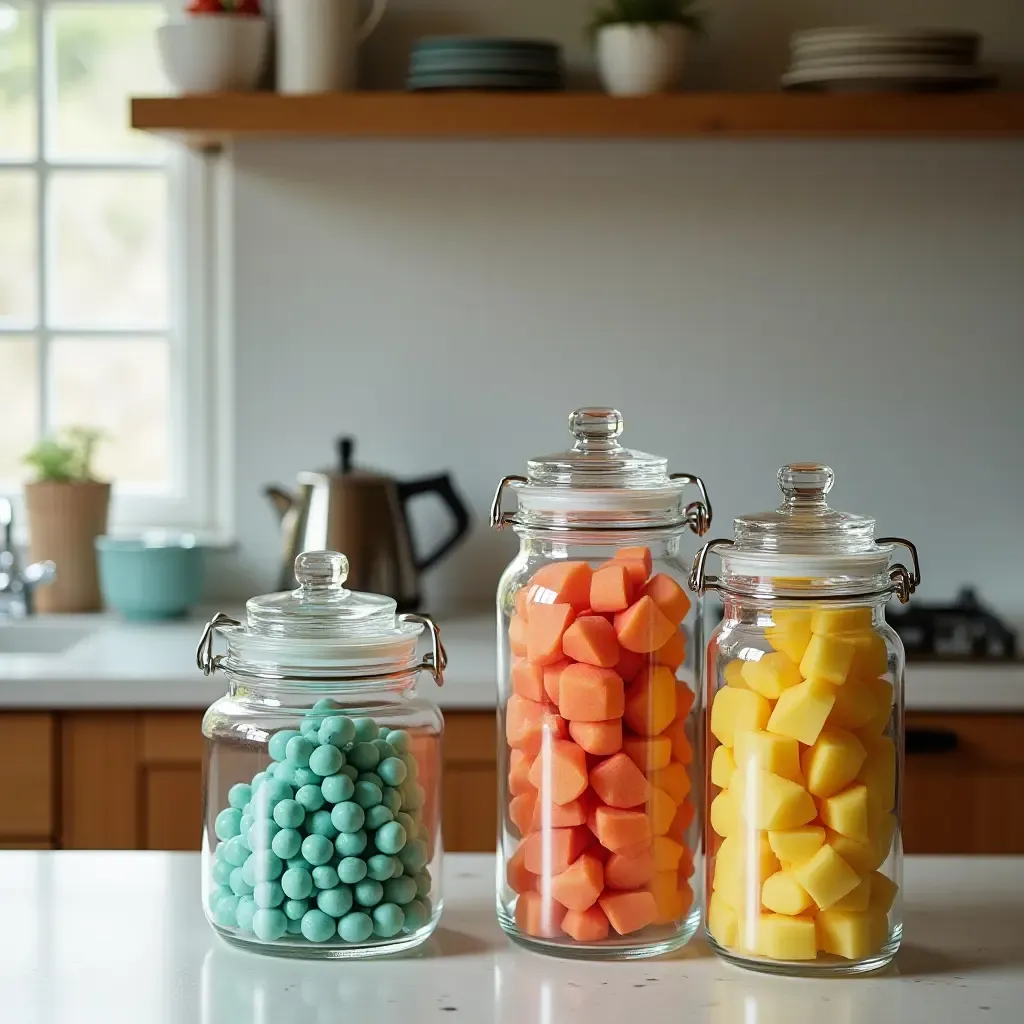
[396, 474, 471, 574]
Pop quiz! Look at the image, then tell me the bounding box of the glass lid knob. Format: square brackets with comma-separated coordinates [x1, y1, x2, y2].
[294, 550, 349, 591]
[778, 463, 835, 505]
[569, 407, 624, 450]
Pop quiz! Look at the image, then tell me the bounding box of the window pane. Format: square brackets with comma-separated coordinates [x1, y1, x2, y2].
[50, 171, 167, 328]
[0, 337, 38, 484]
[0, 4, 35, 159]
[51, 4, 168, 158]
[51, 337, 169, 489]
[0, 172, 37, 325]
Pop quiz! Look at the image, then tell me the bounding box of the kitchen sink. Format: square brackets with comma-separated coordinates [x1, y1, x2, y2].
[0, 622, 95, 655]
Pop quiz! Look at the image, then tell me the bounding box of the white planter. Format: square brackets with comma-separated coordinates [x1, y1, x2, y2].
[157, 16, 269, 94]
[596, 23, 690, 96]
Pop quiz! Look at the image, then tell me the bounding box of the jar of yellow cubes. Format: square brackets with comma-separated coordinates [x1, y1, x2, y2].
[691, 464, 920, 975]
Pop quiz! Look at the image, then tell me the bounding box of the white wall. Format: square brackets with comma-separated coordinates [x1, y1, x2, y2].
[213, 1, 1024, 617]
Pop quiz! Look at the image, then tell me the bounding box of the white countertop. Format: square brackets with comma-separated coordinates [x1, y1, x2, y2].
[0, 851, 1021, 1023]
[0, 612, 1022, 712]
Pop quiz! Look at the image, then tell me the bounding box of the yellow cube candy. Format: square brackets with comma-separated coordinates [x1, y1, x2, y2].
[711, 744, 736, 788]
[802, 727, 867, 797]
[714, 833, 780, 910]
[767, 678, 837, 745]
[858, 677, 895, 735]
[772, 608, 813, 631]
[817, 908, 888, 959]
[766, 622, 813, 665]
[756, 913, 818, 960]
[870, 813, 897, 871]
[857, 735, 896, 811]
[828, 679, 877, 730]
[850, 633, 889, 679]
[811, 607, 874, 635]
[868, 871, 899, 914]
[831, 875, 870, 912]
[800, 633, 856, 686]
[734, 729, 802, 782]
[723, 659, 747, 688]
[793, 844, 861, 909]
[767, 825, 826, 865]
[710, 789, 739, 838]
[711, 686, 772, 747]
[762, 870, 814, 916]
[732, 769, 817, 831]
[820, 783, 871, 843]
[742, 652, 803, 699]
[707, 891, 739, 947]
[825, 829, 874, 875]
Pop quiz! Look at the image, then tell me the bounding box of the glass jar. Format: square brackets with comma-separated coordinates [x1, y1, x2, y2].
[490, 407, 712, 959]
[691, 464, 920, 976]
[197, 550, 446, 959]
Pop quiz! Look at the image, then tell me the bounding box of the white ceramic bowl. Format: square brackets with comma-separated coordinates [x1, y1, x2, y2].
[157, 15, 269, 93]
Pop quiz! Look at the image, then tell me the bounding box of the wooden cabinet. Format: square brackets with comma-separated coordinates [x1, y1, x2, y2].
[2, 709, 1023, 854]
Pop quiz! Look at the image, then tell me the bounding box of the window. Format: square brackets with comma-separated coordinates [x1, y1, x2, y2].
[0, 1, 227, 535]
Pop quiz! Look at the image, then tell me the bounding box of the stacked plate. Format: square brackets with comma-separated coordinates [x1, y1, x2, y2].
[782, 26, 996, 92]
[407, 37, 564, 92]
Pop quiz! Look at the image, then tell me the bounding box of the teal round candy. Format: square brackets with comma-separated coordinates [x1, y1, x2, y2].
[417, 823, 430, 845]
[317, 886, 353, 918]
[272, 762, 300, 785]
[253, 880, 284, 909]
[281, 866, 313, 900]
[250, 771, 269, 792]
[378, 757, 408, 787]
[311, 864, 339, 890]
[286, 856, 311, 871]
[414, 869, 431, 899]
[300, 908, 335, 942]
[395, 812, 416, 837]
[268, 730, 301, 762]
[283, 897, 308, 921]
[390, 859, 405, 878]
[347, 742, 379, 771]
[253, 779, 292, 817]
[301, 834, 334, 866]
[334, 830, 367, 857]
[331, 802, 365, 834]
[300, 720, 322, 739]
[292, 768, 319, 789]
[251, 851, 283, 882]
[295, 784, 325, 812]
[383, 875, 417, 905]
[321, 774, 355, 804]
[365, 854, 395, 882]
[340, 764, 359, 782]
[308, 744, 344, 778]
[338, 911, 373, 943]
[215, 893, 240, 927]
[212, 858, 233, 887]
[372, 739, 395, 762]
[214, 807, 242, 841]
[238, 813, 255, 839]
[364, 805, 394, 831]
[285, 735, 314, 768]
[209, 885, 231, 913]
[252, 907, 287, 941]
[312, 697, 342, 714]
[307, 809, 338, 839]
[241, 856, 258, 889]
[402, 753, 419, 783]
[271, 828, 301, 860]
[214, 841, 227, 861]
[223, 835, 249, 867]
[319, 716, 356, 748]
[352, 718, 378, 743]
[353, 879, 383, 908]
[372, 903, 405, 938]
[247, 819, 280, 852]
[353, 781, 382, 810]
[236, 895, 257, 932]
[273, 799, 304, 830]
[401, 898, 428, 932]
[385, 729, 410, 753]
[420, 896, 433, 919]
[286, 916, 303, 934]
[338, 857, 367, 884]
[228, 783, 252, 810]
[398, 839, 428, 873]
[357, 771, 384, 790]
[401, 782, 425, 811]
[381, 787, 402, 815]
[229, 866, 254, 897]
[375, 821, 407, 856]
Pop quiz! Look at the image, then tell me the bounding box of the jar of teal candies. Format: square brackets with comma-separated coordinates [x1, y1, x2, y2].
[197, 550, 446, 958]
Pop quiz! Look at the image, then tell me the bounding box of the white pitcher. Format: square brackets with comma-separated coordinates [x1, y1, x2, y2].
[276, 0, 388, 93]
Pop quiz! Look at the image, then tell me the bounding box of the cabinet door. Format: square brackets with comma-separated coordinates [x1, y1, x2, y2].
[903, 713, 1024, 854]
[0, 713, 56, 845]
[442, 712, 497, 852]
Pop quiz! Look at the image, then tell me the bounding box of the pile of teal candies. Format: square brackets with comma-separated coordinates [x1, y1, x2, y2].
[208, 699, 433, 946]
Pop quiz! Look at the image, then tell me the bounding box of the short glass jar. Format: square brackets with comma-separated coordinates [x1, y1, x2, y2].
[490, 407, 712, 958]
[692, 464, 920, 975]
[198, 551, 446, 959]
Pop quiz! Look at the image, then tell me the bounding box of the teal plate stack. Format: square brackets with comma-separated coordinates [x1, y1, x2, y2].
[407, 37, 564, 91]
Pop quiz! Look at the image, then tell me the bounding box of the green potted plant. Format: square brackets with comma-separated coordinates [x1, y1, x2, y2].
[588, 0, 706, 96]
[23, 428, 110, 613]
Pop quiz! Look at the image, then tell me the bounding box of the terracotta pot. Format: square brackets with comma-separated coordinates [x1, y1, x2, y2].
[24, 481, 111, 613]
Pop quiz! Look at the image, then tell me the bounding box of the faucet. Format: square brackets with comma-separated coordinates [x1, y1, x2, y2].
[0, 498, 56, 619]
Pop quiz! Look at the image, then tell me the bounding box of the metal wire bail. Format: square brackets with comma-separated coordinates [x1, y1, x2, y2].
[489, 475, 528, 530]
[671, 472, 713, 537]
[878, 537, 922, 604]
[196, 612, 241, 676]
[399, 613, 448, 686]
[688, 538, 734, 595]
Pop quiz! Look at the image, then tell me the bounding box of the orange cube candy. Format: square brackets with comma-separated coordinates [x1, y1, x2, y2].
[509, 614, 528, 657]
[527, 603, 576, 665]
[599, 890, 658, 936]
[515, 890, 567, 938]
[543, 658, 569, 706]
[649, 761, 691, 805]
[589, 806, 652, 853]
[654, 630, 686, 671]
[561, 904, 611, 942]
[605, 847, 657, 890]
[506, 695, 568, 755]
[647, 785, 678, 837]
[528, 561, 594, 611]
[648, 873, 693, 925]
[528, 739, 589, 806]
[642, 573, 691, 627]
[509, 791, 538, 835]
[506, 844, 536, 894]
[615, 596, 676, 654]
[624, 665, 677, 736]
[550, 850, 604, 912]
[589, 752, 650, 808]
[622, 734, 672, 773]
[510, 659, 546, 702]
[509, 749, 535, 796]
[558, 664, 625, 722]
[562, 615, 620, 668]
[568, 719, 622, 756]
[615, 646, 647, 682]
[530, 793, 589, 831]
[669, 799, 695, 841]
[524, 825, 591, 875]
[590, 563, 634, 614]
[651, 836, 685, 873]
[613, 547, 653, 586]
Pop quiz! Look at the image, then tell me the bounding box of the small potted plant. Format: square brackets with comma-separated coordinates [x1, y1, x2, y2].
[23, 428, 110, 613]
[588, 0, 705, 96]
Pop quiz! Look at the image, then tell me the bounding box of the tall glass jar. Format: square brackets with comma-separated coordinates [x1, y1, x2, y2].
[692, 464, 920, 976]
[198, 550, 446, 959]
[490, 407, 712, 959]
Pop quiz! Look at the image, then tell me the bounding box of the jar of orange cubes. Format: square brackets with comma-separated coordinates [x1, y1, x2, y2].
[490, 407, 712, 958]
[692, 463, 920, 975]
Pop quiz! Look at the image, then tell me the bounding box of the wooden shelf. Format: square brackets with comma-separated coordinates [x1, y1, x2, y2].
[131, 91, 1024, 147]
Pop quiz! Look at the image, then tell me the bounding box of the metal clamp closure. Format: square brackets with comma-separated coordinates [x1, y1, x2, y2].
[670, 472, 713, 537]
[689, 538, 734, 595]
[489, 475, 528, 530]
[399, 613, 447, 685]
[196, 612, 241, 676]
[877, 536, 921, 604]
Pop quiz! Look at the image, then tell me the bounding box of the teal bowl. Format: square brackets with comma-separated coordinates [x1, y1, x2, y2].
[96, 535, 204, 620]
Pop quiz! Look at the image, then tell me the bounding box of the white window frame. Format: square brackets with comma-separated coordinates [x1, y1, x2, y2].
[0, 0, 233, 541]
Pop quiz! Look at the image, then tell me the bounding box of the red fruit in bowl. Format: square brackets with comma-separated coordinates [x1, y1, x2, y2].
[187, 0, 225, 13]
